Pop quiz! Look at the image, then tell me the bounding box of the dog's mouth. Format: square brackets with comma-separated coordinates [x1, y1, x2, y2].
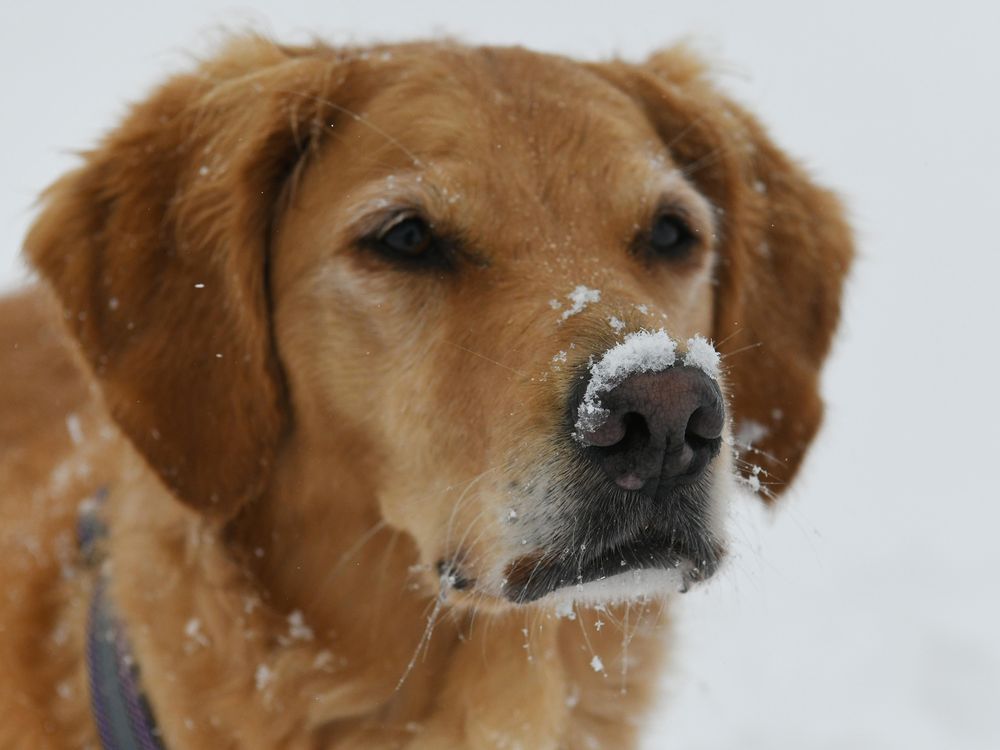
[500, 530, 724, 604]
[434, 446, 731, 608]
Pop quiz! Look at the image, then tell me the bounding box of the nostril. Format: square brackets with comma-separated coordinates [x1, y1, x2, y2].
[616, 412, 650, 452]
[586, 411, 650, 456]
[683, 403, 724, 481]
[587, 412, 655, 491]
[684, 430, 720, 464]
[686, 403, 724, 443]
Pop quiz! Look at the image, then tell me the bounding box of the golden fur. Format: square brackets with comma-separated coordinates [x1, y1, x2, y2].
[0, 37, 852, 748]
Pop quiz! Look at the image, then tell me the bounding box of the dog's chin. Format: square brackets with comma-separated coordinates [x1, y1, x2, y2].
[434, 466, 732, 611]
[499, 534, 725, 606]
[433, 542, 723, 613]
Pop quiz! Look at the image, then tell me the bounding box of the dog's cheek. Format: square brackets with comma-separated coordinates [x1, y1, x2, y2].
[367, 344, 530, 584]
[273, 258, 446, 424]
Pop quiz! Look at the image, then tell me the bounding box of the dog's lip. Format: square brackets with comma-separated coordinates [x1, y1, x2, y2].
[501, 532, 723, 604]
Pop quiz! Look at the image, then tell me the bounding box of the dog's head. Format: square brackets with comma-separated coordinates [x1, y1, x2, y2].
[26, 38, 852, 607]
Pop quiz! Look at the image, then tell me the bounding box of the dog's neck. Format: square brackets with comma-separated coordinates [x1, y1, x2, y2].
[105, 426, 668, 748]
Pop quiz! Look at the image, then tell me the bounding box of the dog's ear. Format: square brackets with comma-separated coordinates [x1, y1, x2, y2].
[25, 38, 357, 517]
[595, 48, 854, 497]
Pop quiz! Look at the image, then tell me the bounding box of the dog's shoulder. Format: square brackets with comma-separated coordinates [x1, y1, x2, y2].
[0, 286, 90, 460]
[0, 286, 104, 749]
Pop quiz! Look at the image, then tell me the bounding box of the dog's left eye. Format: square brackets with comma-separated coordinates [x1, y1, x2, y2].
[649, 213, 696, 261]
[377, 215, 433, 258]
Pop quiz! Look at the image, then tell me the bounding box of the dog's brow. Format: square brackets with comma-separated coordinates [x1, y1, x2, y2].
[643, 169, 717, 239]
[338, 170, 490, 258]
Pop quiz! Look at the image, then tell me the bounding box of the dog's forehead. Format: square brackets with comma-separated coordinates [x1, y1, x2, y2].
[350, 46, 679, 200]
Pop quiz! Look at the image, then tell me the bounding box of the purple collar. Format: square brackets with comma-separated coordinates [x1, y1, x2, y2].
[80, 493, 165, 750]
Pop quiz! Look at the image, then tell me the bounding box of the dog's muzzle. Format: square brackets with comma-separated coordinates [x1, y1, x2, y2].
[499, 341, 728, 604]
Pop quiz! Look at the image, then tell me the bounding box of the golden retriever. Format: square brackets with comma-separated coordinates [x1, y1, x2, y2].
[0, 36, 852, 749]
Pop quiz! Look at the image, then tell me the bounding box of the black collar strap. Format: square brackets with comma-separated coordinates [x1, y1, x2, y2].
[79, 491, 165, 750]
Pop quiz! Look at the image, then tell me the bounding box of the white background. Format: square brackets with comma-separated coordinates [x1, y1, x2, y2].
[2, 2, 998, 748]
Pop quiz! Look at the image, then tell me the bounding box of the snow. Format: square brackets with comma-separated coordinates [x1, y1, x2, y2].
[565, 684, 581, 709]
[312, 650, 334, 670]
[575, 329, 677, 434]
[183, 617, 208, 648]
[2, 4, 999, 748]
[682, 335, 721, 379]
[254, 664, 273, 692]
[555, 599, 577, 620]
[733, 419, 769, 449]
[590, 655, 604, 673]
[739, 464, 763, 494]
[560, 285, 601, 321]
[545, 567, 688, 610]
[287, 610, 314, 641]
[65, 414, 84, 446]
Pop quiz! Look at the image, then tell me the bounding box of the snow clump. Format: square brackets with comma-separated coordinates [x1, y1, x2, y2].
[683, 335, 721, 378]
[575, 330, 677, 434]
[734, 419, 769, 450]
[560, 285, 601, 321]
[255, 664, 273, 692]
[287, 610, 314, 641]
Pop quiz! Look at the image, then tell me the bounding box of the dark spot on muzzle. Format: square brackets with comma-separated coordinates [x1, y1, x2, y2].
[436, 559, 474, 591]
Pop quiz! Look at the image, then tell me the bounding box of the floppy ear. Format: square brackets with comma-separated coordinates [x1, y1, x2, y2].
[25, 38, 357, 517]
[595, 48, 854, 497]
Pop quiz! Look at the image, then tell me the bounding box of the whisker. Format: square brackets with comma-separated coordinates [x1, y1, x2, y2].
[714, 326, 747, 349]
[733, 443, 787, 470]
[444, 341, 527, 378]
[720, 341, 763, 360]
[661, 113, 712, 154]
[574, 601, 601, 668]
[278, 87, 426, 170]
[394, 592, 444, 692]
[369, 529, 402, 640]
[444, 466, 501, 555]
[516, 544, 552, 603]
[304, 519, 386, 610]
[679, 142, 738, 180]
[620, 601, 633, 694]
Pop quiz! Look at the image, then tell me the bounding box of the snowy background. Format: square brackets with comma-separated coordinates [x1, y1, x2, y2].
[2, 1, 998, 747]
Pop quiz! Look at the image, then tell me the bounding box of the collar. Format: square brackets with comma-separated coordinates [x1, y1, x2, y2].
[80, 491, 166, 750]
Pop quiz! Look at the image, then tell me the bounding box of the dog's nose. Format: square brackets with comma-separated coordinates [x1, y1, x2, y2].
[577, 366, 725, 495]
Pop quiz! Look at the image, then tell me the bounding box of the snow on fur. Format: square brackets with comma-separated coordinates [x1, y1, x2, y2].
[560, 285, 601, 321]
[544, 567, 690, 610]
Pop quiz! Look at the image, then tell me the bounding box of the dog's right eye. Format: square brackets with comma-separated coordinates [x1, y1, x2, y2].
[360, 214, 457, 270]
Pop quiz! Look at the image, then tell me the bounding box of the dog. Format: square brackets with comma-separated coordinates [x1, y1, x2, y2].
[0, 36, 852, 749]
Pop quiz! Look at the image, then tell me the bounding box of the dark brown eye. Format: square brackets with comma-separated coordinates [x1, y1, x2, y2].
[650, 214, 696, 260]
[378, 215, 433, 257]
